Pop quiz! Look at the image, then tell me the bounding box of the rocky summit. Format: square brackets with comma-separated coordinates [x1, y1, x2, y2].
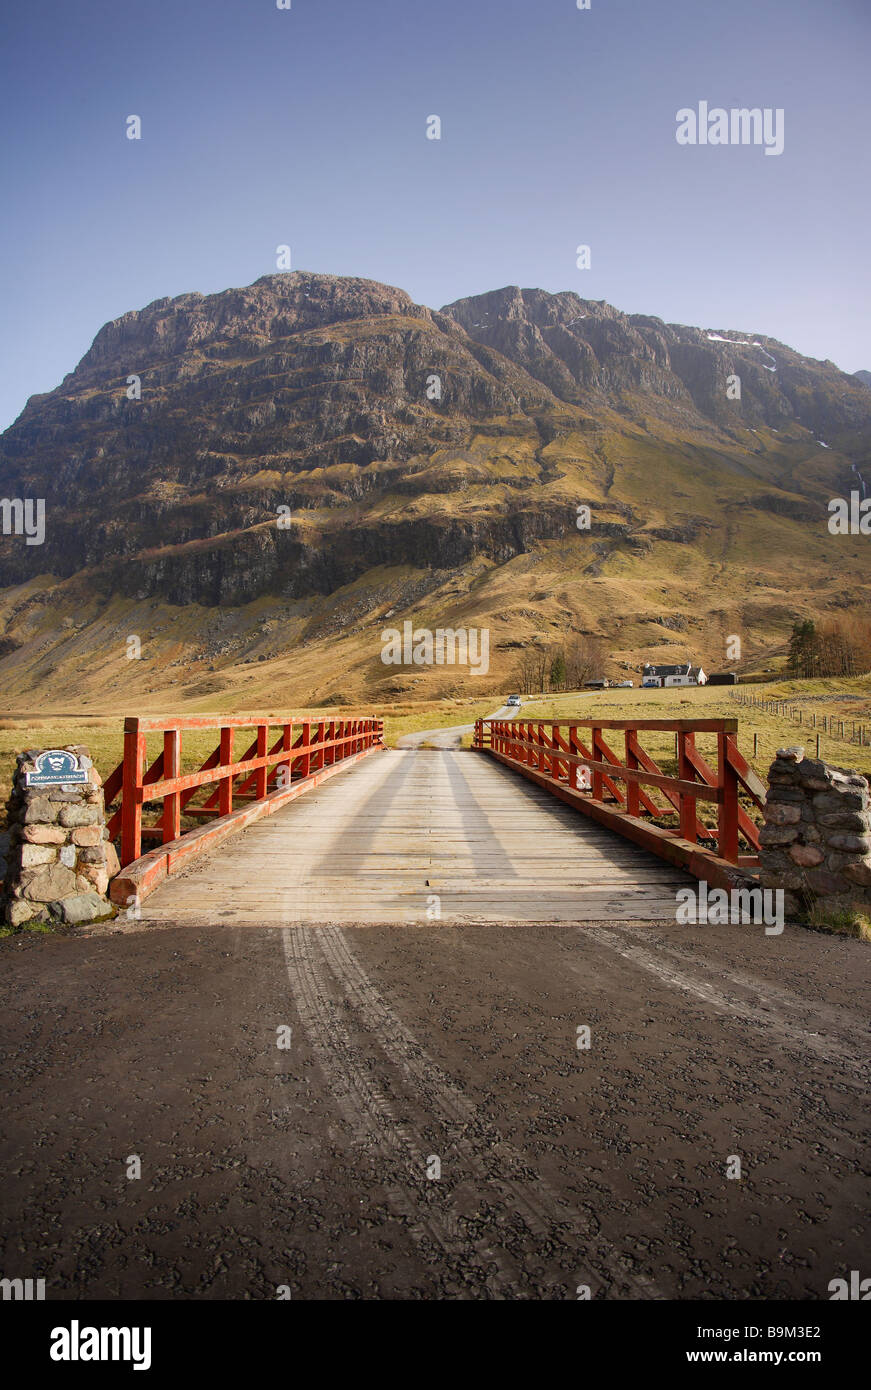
[0, 271, 868, 707]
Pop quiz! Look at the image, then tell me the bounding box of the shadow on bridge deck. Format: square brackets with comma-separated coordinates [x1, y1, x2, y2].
[139, 749, 694, 925]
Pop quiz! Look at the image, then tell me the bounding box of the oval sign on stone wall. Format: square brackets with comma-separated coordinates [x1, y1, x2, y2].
[24, 749, 88, 787]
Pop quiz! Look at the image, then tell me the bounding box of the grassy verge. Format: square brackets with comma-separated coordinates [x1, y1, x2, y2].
[0, 917, 55, 939]
[802, 897, 871, 941]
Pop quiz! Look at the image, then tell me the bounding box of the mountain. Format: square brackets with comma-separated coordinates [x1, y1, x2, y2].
[0, 271, 869, 708]
[854, 370, 871, 388]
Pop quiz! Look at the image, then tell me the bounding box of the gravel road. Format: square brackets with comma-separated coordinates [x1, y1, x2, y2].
[396, 705, 516, 749]
[0, 908, 867, 1300]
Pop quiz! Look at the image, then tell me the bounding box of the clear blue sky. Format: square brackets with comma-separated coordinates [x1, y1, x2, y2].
[1, 0, 868, 430]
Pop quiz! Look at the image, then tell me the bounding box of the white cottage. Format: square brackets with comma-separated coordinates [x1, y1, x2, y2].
[642, 661, 707, 688]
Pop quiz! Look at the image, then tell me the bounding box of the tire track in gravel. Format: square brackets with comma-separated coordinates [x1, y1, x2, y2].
[616, 924, 870, 1046]
[574, 926, 869, 1165]
[578, 927, 867, 1076]
[285, 923, 664, 1299]
[281, 925, 520, 1296]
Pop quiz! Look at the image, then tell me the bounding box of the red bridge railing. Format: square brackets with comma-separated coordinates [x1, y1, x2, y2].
[473, 716, 765, 879]
[105, 715, 384, 869]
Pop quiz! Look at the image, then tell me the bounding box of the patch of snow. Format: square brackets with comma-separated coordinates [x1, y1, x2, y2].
[705, 332, 777, 370]
[816, 440, 830, 448]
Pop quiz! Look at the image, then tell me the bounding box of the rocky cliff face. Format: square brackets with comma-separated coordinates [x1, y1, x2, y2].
[443, 286, 871, 442]
[0, 271, 868, 703]
[0, 273, 562, 600]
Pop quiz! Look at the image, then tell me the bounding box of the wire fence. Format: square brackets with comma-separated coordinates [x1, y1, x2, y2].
[729, 689, 870, 757]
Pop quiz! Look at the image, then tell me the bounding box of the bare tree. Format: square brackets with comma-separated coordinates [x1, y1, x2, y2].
[513, 650, 540, 695]
[565, 633, 605, 688]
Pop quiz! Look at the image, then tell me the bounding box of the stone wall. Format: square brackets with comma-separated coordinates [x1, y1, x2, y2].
[759, 746, 871, 917]
[3, 746, 119, 927]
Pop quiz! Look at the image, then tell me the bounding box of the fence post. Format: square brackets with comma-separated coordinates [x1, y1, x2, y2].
[552, 723, 562, 781]
[279, 722, 292, 784]
[163, 728, 181, 843]
[256, 724, 268, 798]
[718, 731, 740, 864]
[219, 726, 234, 814]
[677, 731, 696, 843]
[625, 729, 640, 817]
[591, 728, 604, 801]
[121, 720, 145, 866]
[570, 727, 583, 792]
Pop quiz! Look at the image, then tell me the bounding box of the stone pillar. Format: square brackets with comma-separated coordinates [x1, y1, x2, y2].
[3, 746, 120, 927]
[759, 746, 871, 918]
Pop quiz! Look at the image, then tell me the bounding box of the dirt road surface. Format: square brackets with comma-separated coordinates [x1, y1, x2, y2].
[1, 906, 867, 1300]
[396, 703, 515, 749]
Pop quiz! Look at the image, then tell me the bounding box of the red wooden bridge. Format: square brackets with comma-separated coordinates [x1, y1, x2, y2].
[474, 715, 766, 888]
[103, 710, 766, 923]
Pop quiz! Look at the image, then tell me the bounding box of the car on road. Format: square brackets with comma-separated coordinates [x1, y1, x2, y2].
[616, 680, 634, 688]
[506, 694, 521, 706]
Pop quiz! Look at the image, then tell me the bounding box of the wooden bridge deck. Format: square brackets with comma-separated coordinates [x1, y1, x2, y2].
[140, 749, 693, 925]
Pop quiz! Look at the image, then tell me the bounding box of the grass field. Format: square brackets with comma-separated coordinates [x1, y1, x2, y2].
[2, 681, 869, 829]
[511, 680, 871, 779]
[0, 697, 502, 824]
